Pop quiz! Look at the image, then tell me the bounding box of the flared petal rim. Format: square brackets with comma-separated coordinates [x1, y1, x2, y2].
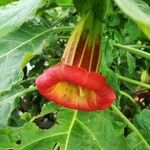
[35, 63, 116, 111]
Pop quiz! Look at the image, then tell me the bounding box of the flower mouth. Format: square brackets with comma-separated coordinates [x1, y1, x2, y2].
[36, 63, 116, 111]
[48, 81, 97, 111]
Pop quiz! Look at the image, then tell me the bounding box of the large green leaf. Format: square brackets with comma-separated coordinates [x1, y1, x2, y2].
[0, 84, 24, 127]
[0, 24, 51, 92]
[133, 109, 150, 130]
[126, 109, 150, 150]
[0, 0, 16, 6]
[56, 0, 72, 5]
[0, 103, 127, 150]
[126, 132, 150, 150]
[0, 84, 37, 128]
[126, 52, 136, 74]
[114, 0, 150, 39]
[0, 0, 42, 37]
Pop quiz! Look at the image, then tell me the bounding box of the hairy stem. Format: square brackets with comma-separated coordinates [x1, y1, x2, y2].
[116, 74, 150, 89]
[19, 86, 37, 96]
[57, 4, 74, 7]
[113, 43, 150, 60]
[111, 105, 150, 149]
[128, 45, 150, 49]
[57, 35, 70, 39]
[120, 91, 137, 105]
[119, 91, 140, 112]
[18, 77, 36, 84]
[52, 26, 74, 33]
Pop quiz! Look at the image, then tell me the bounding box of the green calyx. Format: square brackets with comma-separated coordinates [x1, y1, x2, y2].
[73, 0, 112, 21]
[79, 10, 102, 46]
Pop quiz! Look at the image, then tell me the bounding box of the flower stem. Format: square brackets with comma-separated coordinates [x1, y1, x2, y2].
[113, 43, 150, 60]
[57, 35, 70, 39]
[128, 45, 150, 49]
[19, 86, 37, 96]
[53, 26, 74, 33]
[57, 4, 74, 8]
[119, 91, 140, 112]
[18, 77, 36, 84]
[120, 91, 137, 105]
[111, 105, 150, 149]
[116, 74, 150, 89]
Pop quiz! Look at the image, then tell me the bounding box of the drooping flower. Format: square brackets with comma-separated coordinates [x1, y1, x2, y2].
[36, 11, 116, 111]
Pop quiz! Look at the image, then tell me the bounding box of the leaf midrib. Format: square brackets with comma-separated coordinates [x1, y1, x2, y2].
[19, 132, 68, 150]
[14, 110, 103, 150]
[0, 89, 23, 105]
[19, 111, 78, 150]
[64, 110, 78, 150]
[76, 119, 102, 150]
[0, 28, 50, 59]
[16, 111, 77, 150]
[0, 86, 36, 104]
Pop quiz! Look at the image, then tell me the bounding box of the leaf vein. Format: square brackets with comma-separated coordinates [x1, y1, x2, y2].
[0, 29, 51, 59]
[20, 132, 68, 150]
[76, 118, 102, 150]
[64, 110, 78, 150]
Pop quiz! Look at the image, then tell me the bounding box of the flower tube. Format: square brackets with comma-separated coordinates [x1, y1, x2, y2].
[36, 11, 116, 111]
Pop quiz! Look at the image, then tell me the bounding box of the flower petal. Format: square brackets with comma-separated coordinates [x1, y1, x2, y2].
[36, 63, 116, 111]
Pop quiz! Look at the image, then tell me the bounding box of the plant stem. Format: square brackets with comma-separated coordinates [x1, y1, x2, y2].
[111, 105, 150, 149]
[113, 43, 150, 60]
[18, 77, 36, 84]
[120, 91, 137, 105]
[119, 91, 140, 112]
[57, 4, 74, 8]
[116, 74, 150, 89]
[57, 35, 70, 39]
[52, 26, 74, 33]
[128, 45, 150, 49]
[19, 86, 37, 96]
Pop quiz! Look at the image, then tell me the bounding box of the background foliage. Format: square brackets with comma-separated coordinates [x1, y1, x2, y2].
[0, 0, 150, 150]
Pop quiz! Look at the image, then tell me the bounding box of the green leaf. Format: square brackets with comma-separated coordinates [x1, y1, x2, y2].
[73, 0, 90, 15]
[0, 0, 42, 37]
[0, 0, 16, 6]
[102, 39, 119, 67]
[141, 70, 150, 83]
[133, 109, 150, 130]
[56, 0, 72, 5]
[0, 103, 127, 150]
[141, 129, 150, 145]
[126, 109, 150, 149]
[73, 0, 111, 20]
[144, 0, 150, 5]
[122, 19, 141, 43]
[101, 68, 120, 94]
[108, 12, 120, 27]
[0, 84, 36, 127]
[114, 0, 150, 39]
[112, 105, 150, 149]
[101, 39, 120, 94]
[126, 132, 150, 150]
[0, 84, 24, 127]
[0, 24, 50, 92]
[126, 52, 136, 74]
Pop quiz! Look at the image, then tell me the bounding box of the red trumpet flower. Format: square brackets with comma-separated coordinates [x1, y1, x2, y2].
[36, 11, 116, 111]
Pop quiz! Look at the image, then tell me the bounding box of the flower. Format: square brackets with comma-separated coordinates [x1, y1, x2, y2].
[36, 11, 116, 111]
